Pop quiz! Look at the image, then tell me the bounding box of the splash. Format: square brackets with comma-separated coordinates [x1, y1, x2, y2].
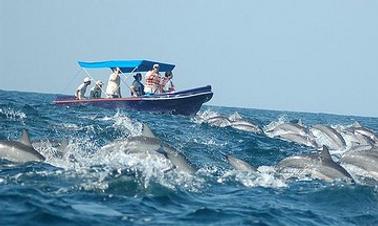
[0, 107, 27, 121]
[218, 166, 287, 188]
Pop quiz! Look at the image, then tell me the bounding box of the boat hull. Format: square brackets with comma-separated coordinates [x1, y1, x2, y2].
[53, 86, 213, 116]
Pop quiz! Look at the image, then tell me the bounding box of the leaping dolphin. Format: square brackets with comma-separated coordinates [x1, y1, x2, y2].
[101, 124, 196, 174]
[229, 119, 262, 134]
[205, 116, 231, 127]
[276, 146, 353, 182]
[310, 124, 346, 150]
[277, 133, 319, 148]
[0, 129, 45, 163]
[265, 122, 308, 137]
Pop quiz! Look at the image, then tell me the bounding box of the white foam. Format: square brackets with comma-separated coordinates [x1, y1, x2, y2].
[0, 107, 27, 121]
[218, 166, 287, 188]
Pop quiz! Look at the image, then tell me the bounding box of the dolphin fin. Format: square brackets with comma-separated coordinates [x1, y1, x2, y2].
[20, 129, 32, 147]
[320, 145, 333, 162]
[141, 124, 156, 138]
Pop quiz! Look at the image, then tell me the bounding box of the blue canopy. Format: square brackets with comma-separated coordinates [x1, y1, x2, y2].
[78, 60, 175, 73]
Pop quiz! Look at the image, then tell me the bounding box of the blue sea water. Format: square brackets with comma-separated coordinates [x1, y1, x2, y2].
[0, 89, 378, 226]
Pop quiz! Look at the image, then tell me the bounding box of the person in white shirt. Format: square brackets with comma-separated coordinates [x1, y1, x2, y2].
[106, 67, 122, 98]
[161, 71, 175, 93]
[75, 77, 91, 100]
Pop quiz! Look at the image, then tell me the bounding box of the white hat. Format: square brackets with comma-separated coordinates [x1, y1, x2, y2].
[153, 64, 160, 69]
[83, 77, 91, 83]
[96, 80, 103, 86]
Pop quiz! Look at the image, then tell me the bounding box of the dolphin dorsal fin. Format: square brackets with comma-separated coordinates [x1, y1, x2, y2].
[320, 145, 333, 162]
[141, 124, 156, 138]
[20, 129, 32, 147]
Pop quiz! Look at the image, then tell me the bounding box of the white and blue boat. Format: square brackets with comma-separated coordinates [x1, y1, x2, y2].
[53, 60, 213, 116]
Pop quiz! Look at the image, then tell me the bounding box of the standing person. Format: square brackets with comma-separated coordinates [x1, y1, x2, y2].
[106, 67, 122, 98]
[161, 71, 175, 93]
[75, 77, 91, 100]
[130, 73, 145, 97]
[144, 64, 161, 95]
[89, 80, 103, 99]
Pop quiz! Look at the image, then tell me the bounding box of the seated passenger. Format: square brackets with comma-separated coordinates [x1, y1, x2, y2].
[106, 67, 122, 98]
[90, 80, 103, 99]
[161, 71, 175, 93]
[130, 73, 145, 97]
[75, 77, 91, 100]
[144, 64, 161, 95]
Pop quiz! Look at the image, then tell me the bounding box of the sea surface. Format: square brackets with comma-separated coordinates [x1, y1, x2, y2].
[0, 89, 378, 226]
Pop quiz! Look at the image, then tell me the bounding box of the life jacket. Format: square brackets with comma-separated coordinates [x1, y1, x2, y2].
[146, 71, 161, 86]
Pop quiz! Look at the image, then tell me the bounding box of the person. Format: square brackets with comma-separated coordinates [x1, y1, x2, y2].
[144, 64, 162, 95]
[106, 67, 122, 98]
[130, 73, 145, 97]
[89, 80, 103, 99]
[161, 71, 175, 93]
[75, 77, 91, 100]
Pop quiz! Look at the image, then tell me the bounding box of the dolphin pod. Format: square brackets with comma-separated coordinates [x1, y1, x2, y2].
[264, 121, 378, 151]
[0, 125, 196, 174]
[1, 120, 377, 185]
[227, 146, 354, 182]
[0, 129, 45, 163]
[199, 112, 378, 151]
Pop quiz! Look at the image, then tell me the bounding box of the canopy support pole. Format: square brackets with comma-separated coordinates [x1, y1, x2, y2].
[82, 68, 107, 98]
[118, 66, 138, 95]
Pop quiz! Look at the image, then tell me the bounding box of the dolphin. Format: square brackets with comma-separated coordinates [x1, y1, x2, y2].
[0, 129, 45, 163]
[265, 122, 308, 137]
[277, 133, 319, 148]
[229, 119, 262, 134]
[205, 116, 231, 127]
[226, 155, 257, 173]
[310, 124, 346, 150]
[157, 144, 197, 174]
[276, 146, 353, 182]
[101, 124, 196, 174]
[340, 147, 378, 180]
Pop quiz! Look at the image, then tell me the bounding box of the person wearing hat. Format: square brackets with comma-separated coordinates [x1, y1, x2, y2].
[106, 67, 122, 98]
[130, 73, 145, 97]
[144, 64, 162, 95]
[90, 80, 104, 99]
[75, 77, 91, 100]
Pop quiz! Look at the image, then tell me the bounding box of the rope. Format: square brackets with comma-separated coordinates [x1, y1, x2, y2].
[60, 67, 81, 95]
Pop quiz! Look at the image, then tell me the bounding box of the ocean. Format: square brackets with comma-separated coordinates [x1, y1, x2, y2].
[0, 89, 378, 226]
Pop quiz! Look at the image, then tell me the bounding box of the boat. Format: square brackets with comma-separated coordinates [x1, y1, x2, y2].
[53, 59, 213, 116]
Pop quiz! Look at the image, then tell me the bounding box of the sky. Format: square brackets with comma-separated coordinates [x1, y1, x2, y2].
[1, 0, 377, 117]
